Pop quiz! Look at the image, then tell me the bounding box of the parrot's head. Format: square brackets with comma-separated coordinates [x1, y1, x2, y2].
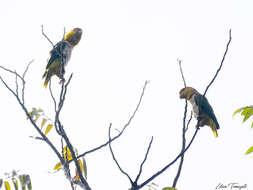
[65, 28, 83, 46]
[179, 87, 198, 100]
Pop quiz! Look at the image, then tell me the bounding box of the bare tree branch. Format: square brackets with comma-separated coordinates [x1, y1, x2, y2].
[178, 59, 186, 87]
[0, 65, 24, 82]
[0, 73, 64, 165]
[15, 72, 19, 98]
[172, 99, 187, 188]
[75, 80, 149, 160]
[134, 136, 153, 184]
[54, 74, 73, 134]
[47, 71, 91, 190]
[0, 62, 85, 189]
[22, 60, 33, 79]
[172, 60, 188, 188]
[138, 128, 199, 189]
[108, 125, 134, 185]
[203, 29, 232, 97]
[22, 60, 33, 104]
[41, 25, 54, 47]
[185, 112, 193, 132]
[49, 80, 57, 113]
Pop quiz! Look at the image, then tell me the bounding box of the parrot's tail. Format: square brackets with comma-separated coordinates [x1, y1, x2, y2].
[42, 71, 50, 88]
[210, 124, 218, 138]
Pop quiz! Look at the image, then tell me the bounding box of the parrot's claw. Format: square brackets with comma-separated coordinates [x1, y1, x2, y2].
[59, 78, 65, 85]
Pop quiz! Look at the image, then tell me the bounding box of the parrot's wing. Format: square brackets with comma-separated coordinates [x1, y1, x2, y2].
[46, 41, 68, 69]
[194, 93, 220, 129]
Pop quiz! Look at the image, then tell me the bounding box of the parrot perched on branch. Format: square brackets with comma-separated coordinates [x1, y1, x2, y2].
[42, 28, 83, 88]
[179, 87, 220, 137]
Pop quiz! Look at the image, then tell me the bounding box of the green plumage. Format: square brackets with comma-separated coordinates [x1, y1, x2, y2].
[179, 87, 220, 137]
[194, 93, 220, 129]
[42, 41, 72, 88]
[42, 27, 82, 88]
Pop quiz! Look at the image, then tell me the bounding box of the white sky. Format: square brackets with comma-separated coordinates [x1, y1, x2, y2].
[0, 0, 252, 190]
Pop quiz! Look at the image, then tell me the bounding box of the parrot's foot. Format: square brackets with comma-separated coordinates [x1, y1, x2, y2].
[59, 78, 65, 85]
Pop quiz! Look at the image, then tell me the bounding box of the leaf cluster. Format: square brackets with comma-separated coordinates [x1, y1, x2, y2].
[0, 171, 31, 190]
[234, 106, 253, 155]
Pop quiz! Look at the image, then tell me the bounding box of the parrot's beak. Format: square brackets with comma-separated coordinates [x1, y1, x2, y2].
[179, 93, 185, 99]
[77, 29, 82, 36]
[179, 88, 186, 99]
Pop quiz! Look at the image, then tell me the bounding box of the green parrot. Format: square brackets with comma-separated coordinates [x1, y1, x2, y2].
[179, 87, 220, 137]
[42, 28, 83, 88]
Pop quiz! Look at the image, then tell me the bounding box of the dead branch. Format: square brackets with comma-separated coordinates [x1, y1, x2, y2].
[75, 80, 149, 160]
[134, 136, 153, 184]
[108, 125, 134, 185]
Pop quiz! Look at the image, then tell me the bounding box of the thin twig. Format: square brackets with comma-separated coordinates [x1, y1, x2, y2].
[108, 125, 134, 185]
[22, 60, 33, 79]
[185, 112, 193, 132]
[135, 136, 154, 184]
[172, 99, 187, 188]
[54, 74, 73, 134]
[76, 81, 149, 160]
[15, 71, 19, 98]
[138, 128, 199, 189]
[178, 59, 186, 87]
[203, 29, 232, 97]
[0, 65, 24, 82]
[49, 80, 57, 113]
[22, 60, 33, 104]
[172, 59, 188, 188]
[41, 25, 54, 47]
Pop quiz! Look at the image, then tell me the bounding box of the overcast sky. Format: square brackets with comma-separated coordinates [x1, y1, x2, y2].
[0, 0, 252, 190]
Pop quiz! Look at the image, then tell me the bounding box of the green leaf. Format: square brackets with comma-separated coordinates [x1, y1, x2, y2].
[82, 157, 88, 179]
[0, 179, 2, 188]
[241, 107, 253, 116]
[233, 107, 245, 116]
[19, 175, 25, 190]
[19, 175, 32, 190]
[242, 109, 253, 122]
[4, 181, 10, 190]
[12, 178, 18, 190]
[245, 146, 253, 155]
[24, 175, 32, 190]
